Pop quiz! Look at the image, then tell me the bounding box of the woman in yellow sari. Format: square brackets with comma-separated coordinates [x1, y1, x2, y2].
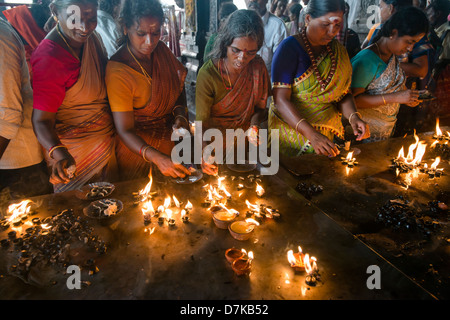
[269, 0, 369, 157]
[106, 0, 191, 180]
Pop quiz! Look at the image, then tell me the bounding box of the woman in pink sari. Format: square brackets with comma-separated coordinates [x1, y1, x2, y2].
[31, 0, 117, 193]
[195, 9, 271, 175]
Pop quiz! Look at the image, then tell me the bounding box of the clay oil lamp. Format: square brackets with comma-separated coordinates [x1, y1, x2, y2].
[231, 251, 253, 276]
[287, 247, 305, 272]
[228, 218, 259, 241]
[225, 248, 246, 264]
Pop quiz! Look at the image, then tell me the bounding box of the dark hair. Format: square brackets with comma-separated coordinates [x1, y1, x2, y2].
[379, 6, 429, 38]
[99, 0, 121, 16]
[304, 0, 346, 18]
[382, 0, 413, 10]
[289, 3, 303, 17]
[51, 0, 98, 12]
[118, 0, 164, 31]
[208, 9, 264, 60]
[428, 0, 450, 16]
[219, 2, 238, 22]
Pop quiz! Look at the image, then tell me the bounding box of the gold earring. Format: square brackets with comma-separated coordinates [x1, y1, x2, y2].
[53, 15, 58, 23]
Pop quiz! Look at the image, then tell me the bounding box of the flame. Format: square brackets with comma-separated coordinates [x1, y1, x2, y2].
[245, 218, 260, 226]
[7, 200, 33, 223]
[141, 200, 155, 217]
[436, 118, 442, 137]
[157, 205, 165, 213]
[248, 251, 254, 261]
[181, 209, 186, 218]
[41, 223, 51, 230]
[185, 200, 193, 210]
[396, 131, 426, 166]
[287, 249, 297, 265]
[304, 254, 312, 274]
[172, 195, 180, 208]
[139, 173, 153, 196]
[346, 151, 354, 161]
[164, 196, 172, 208]
[430, 157, 440, 170]
[165, 209, 173, 220]
[256, 183, 265, 196]
[145, 227, 155, 235]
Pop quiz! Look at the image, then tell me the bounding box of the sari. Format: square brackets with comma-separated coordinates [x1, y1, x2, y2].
[356, 54, 406, 143]
[196, 56, 270, 132]
[107, 41, 187, 179]
[269, 38, 351, 157]
[32, 33, 116, 193]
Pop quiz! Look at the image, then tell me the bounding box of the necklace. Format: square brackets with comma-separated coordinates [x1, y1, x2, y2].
[301, 27, 336, 91]
[56, 23, 80, 61]
[127, 42, 151, 85]
[219, 58, 232, 90]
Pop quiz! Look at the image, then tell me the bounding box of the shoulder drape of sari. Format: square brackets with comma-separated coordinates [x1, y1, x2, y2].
[359, 55, 406, 143]
[115, 41, 187, 180]
[269, 40, 351, 157]
[208, 56, 270, 132]
[46, 33, 117, 192]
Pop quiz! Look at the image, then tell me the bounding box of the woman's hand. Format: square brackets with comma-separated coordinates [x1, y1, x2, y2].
[350, 116, 370, 141]
[394, 90, 420, 106]
[50, 154, 76, 185]
[201, 157, 218, 176]
[307, 129, 340, 157]
[151, 151, 191, 178]
[247, 125, 260, 146]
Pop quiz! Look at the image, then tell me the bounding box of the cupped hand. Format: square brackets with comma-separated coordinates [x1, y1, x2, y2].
[308, 130, 340, 157]
[201, 157, 219, 176]
[350, 117, 370, 141]
[50, 156, 76, 185]
[153, 153, 191, 178]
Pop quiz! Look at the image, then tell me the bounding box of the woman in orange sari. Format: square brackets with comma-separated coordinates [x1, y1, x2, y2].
[31, 0, 117, 193]
[106, 0, 191, 180]
[195, 9, 271, 175]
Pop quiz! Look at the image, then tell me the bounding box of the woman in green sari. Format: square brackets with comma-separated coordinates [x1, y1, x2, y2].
[269, 0, 369, 157]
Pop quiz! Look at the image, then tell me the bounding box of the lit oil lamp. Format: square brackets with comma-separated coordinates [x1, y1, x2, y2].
[341, 151, 358, 168]
[212, 204, 238, 229]
[6, 200, 34, 226]
[390, 132, 427, 174]
[181, 209, 189, 223]
[141, 200, 154, 225]
[225, 248, 246, 264]
[304, 254, 319, 286]
[422, 157, 444, 179]
[166, 209, 176, 227]
[287, 247, 305, 272]
[228, 218, 259, 241]
[231, 251, 253, 276]
[255, 183, 265, 197]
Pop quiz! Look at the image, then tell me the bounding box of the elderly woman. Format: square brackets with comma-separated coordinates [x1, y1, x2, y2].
[105, 0, 191, 180]
[195, 9, 271, 175]
[269, 0, 369, 157]
[31, 0, 117, 193]
[351, 7, 428, 142]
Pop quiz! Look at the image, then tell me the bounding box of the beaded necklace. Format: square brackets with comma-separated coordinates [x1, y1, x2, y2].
[301, 27, 336, 91]
[218, 58, 232, 90]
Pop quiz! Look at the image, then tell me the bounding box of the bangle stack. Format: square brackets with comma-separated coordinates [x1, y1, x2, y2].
[140, 144, 152, 162]
[348, 111, 362, 124]
[294, 118, 306, 132]
[48, 144, 67, 159]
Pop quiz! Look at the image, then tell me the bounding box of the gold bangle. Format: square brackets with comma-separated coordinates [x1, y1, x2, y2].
[48, 145, 67, 159]
[295, 118, 306, 132]
[348, 112, 362, 124]
[141, 145, 152, 163]
[382, 95, 387, 105]
[172, 105, 186, 116]
[174, 114, 189, 124]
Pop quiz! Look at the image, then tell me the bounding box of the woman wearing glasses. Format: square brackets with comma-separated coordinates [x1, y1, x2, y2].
[195, 9, 271, 175]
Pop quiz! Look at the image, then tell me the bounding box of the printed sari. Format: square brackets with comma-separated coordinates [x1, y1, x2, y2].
[38, 34, 116, 192]
[358, 55, 406, 143]
[208, 56, 270, 132]
[269, 38, 351, 157]
[112, 41, 187, 179]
